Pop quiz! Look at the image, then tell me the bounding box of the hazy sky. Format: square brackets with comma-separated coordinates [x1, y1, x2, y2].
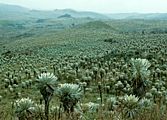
[0, 0, 167, 13]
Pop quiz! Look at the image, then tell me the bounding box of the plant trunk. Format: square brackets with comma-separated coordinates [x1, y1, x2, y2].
[58, 104, 62, 120]
[45, 99, 49, 120]
[98, 84, 103, 104]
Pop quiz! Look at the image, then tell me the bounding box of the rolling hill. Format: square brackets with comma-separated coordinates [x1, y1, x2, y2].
[106, 13, 167, 20]
[1, 3, 167, 20]
[0, 3, 109, 20]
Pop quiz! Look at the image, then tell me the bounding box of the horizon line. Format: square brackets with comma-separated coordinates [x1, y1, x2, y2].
[1, 3, 167, 14]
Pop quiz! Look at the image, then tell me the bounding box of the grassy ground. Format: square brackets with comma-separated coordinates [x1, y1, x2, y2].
[0, 19, 167, 119]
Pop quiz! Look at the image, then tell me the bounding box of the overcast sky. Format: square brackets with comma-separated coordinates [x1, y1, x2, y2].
[0, 0, 167, 13]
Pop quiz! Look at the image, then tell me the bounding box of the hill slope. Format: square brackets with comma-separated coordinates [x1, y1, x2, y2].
[0, 4, 109, 20]
[107, 13, 167, 20]
[1, 4, 167, 20]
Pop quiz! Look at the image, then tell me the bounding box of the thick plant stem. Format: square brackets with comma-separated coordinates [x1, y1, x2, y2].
[58, 104, 62, 120]
[98, 84, 103, 104]
[45, 99, 49, 120]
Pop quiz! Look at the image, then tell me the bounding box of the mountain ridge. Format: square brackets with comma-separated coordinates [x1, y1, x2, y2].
[0, 3, 167, 20]
[0, 3, 109, 20]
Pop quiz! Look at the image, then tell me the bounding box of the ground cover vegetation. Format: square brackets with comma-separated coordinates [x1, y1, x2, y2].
[0, 16, 167, 120]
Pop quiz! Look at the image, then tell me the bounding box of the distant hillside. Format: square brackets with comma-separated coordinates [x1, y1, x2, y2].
[0, 3, 30, 20]
[0, 4, 109, 20]
[107, 13, 167, 20]
[130, 13, 167, 20]
[58, 14, 74, 19]
[0, 3, 167, 20]
[76, 21, 116, 32]
[54, 9, 109, 19]
[0, 3, 29, 12]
